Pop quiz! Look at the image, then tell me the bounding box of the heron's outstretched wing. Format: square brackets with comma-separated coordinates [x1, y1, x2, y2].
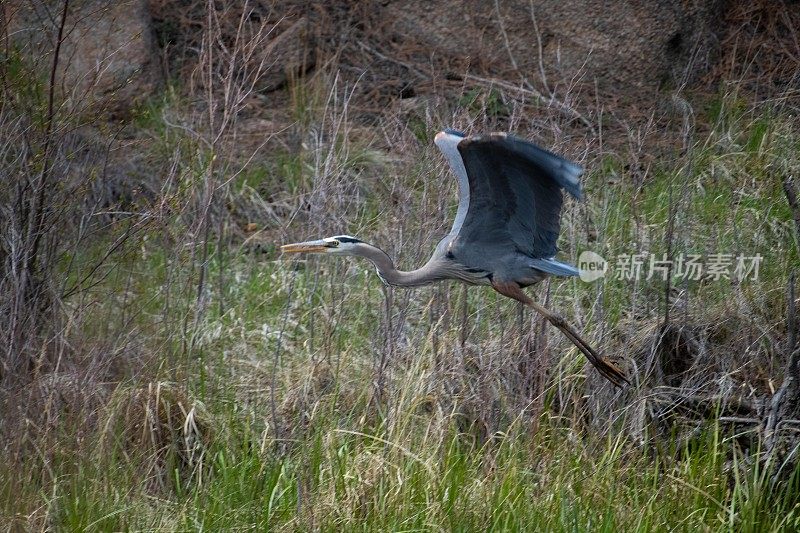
[449, 133, 582, 259]
[433, 131, 472, 238]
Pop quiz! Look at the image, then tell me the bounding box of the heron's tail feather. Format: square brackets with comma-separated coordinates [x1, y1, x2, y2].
[531, 258, 579, 277]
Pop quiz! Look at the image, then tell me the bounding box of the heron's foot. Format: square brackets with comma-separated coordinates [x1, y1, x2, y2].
[490, 279, 629, 387]
[559, 325, 627, 387]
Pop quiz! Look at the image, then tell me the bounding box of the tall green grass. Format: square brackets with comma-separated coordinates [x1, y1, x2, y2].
[8, 404, 798, 530]
[2, 72, 799, 531]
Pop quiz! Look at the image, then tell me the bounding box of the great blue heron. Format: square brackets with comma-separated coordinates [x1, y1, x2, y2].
[281, 129, 627, 387]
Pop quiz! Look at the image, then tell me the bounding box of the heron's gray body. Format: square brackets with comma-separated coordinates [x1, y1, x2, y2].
[281, 129, 629, 387]
[349, 130, 582, 289]
[419, 236, 547, 288]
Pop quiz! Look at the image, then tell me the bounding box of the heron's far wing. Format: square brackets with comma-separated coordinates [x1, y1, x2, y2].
[456, 133, 583, 259]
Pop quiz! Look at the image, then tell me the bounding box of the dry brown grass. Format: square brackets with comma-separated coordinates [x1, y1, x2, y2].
[1, 1, 799, 529]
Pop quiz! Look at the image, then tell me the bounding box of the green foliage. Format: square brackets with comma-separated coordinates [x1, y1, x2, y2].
[459, 88, 511, 120]
[17, 409, 798, 531]
[0, 47, 48, 123]
[581, 106, 798, 327]
[3, 69, 800, 531]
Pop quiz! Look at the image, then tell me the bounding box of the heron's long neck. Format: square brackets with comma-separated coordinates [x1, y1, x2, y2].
[358, 243, 441, 287]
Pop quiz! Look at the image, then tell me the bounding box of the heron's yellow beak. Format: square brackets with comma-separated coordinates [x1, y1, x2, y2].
[280, 239, 334, 254]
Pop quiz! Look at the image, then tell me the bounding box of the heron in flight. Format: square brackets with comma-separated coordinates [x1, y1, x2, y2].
[281, 129, 627, 387]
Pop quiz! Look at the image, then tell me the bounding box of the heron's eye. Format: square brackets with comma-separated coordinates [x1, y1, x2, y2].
[330, 240, 339, 247]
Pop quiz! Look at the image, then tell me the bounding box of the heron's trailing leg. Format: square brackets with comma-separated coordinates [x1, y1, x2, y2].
[491, 280, 628, 387]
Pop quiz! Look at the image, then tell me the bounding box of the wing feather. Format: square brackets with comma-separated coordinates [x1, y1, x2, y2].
[454, 133, 583, 259]
[433, 132, 471, 236]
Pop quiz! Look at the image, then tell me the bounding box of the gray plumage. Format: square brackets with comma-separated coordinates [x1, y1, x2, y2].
[431, 130, 582, 287]
[281, 129, 627, 386]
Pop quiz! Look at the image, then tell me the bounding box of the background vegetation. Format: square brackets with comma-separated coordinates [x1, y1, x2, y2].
[1, 0, 799, 530]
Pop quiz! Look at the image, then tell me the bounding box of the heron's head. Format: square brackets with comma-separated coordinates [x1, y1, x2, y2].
[280, 235, 366, 256]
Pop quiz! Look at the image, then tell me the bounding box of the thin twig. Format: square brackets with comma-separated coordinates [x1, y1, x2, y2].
[270, 270, 297, 448]
[28, 0, 70, 271]
[783, 176, 800, 245]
